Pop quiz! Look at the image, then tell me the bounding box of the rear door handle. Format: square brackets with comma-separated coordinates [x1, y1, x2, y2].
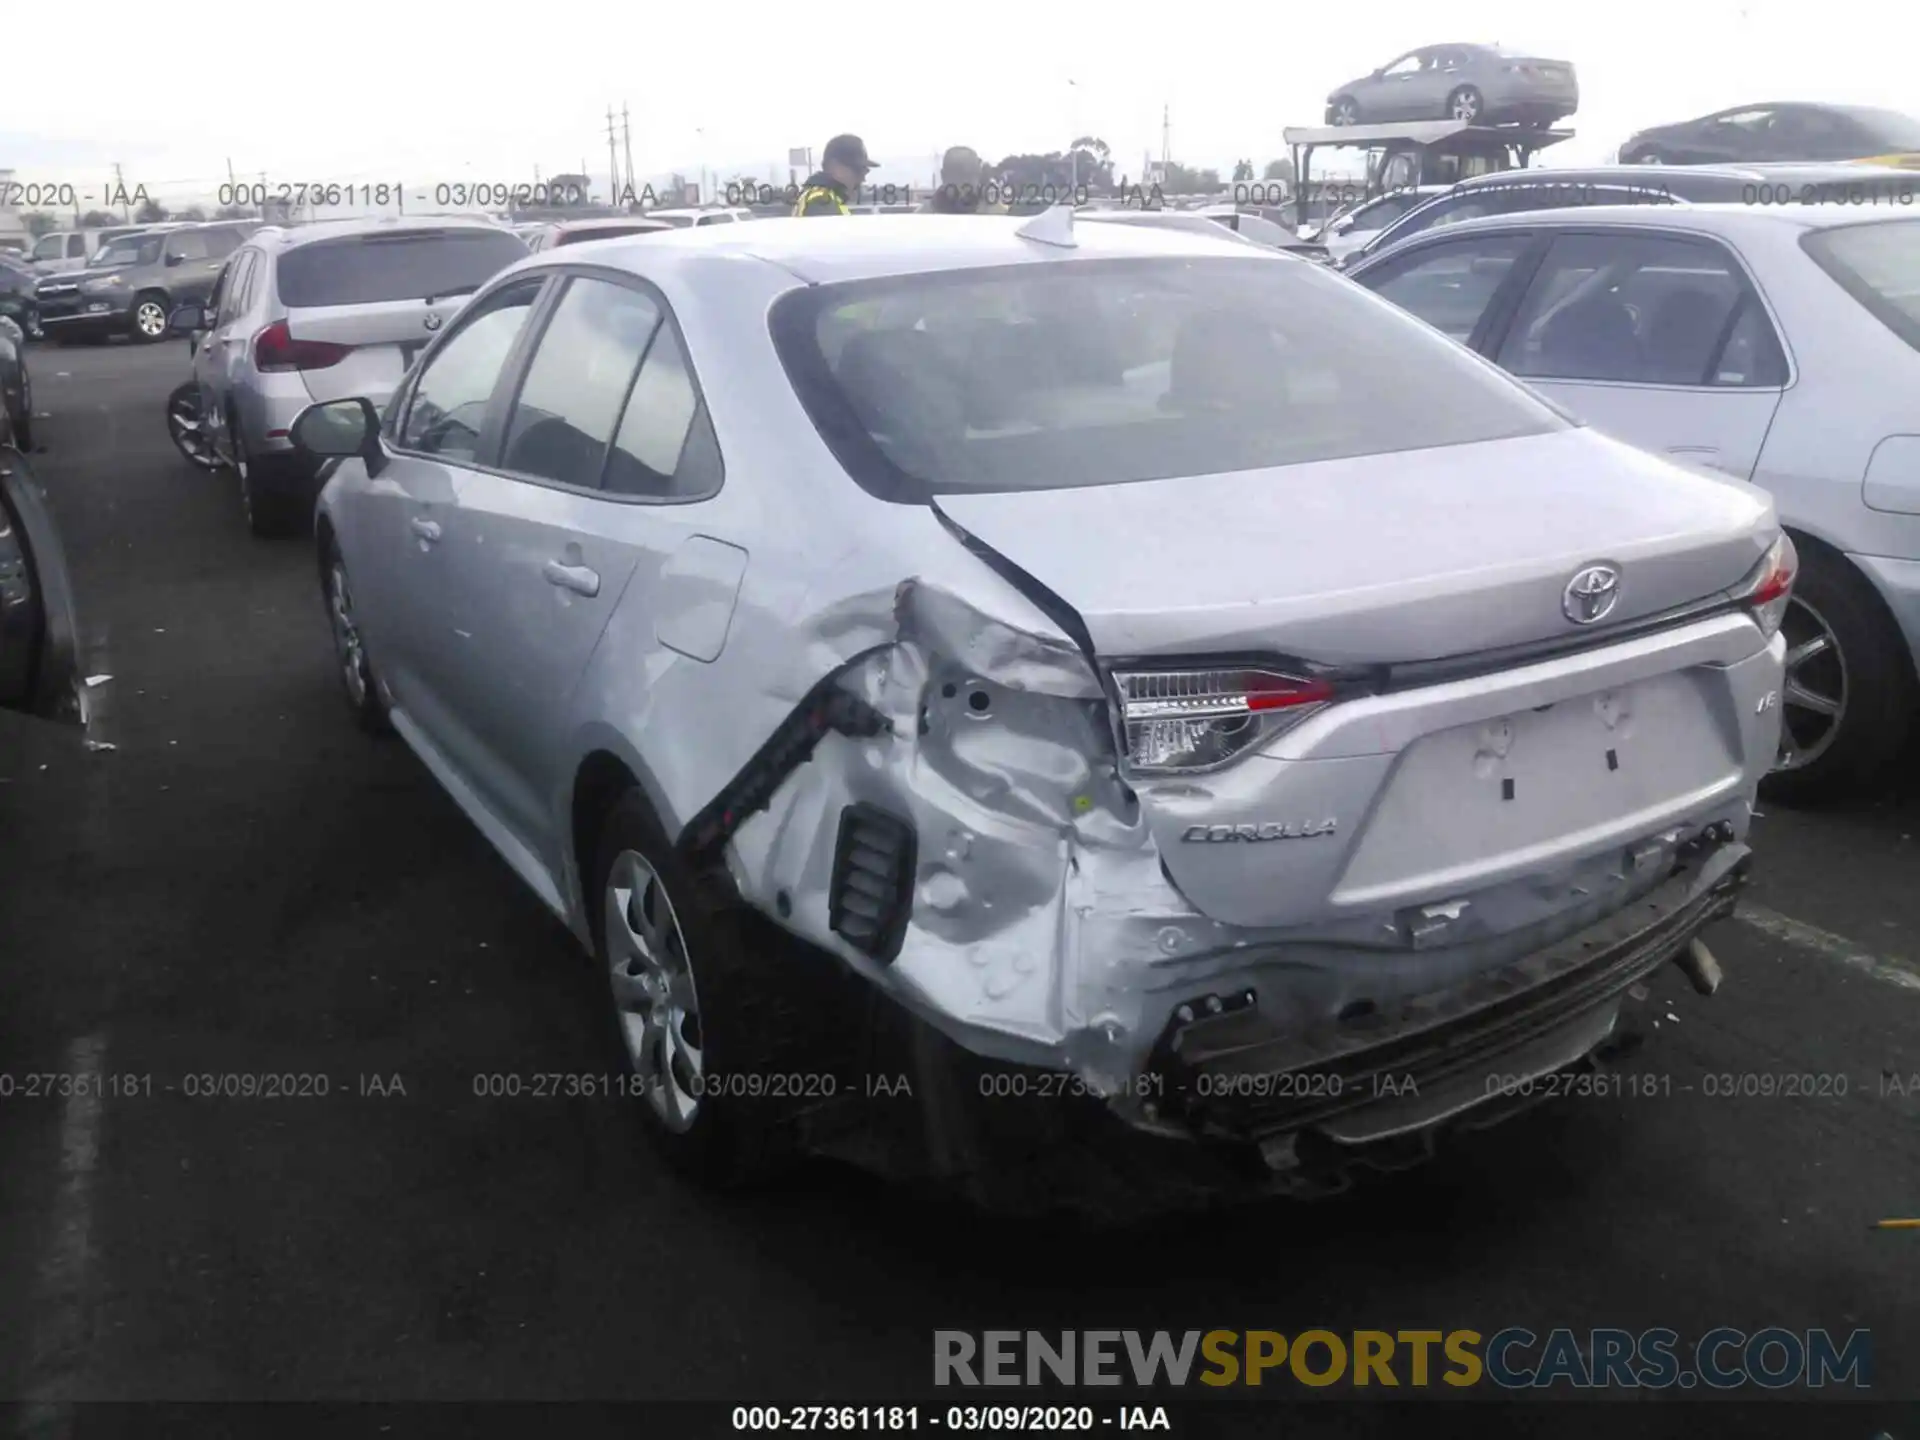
[543, 560, 600, 597]
[409, 517, 442, 544]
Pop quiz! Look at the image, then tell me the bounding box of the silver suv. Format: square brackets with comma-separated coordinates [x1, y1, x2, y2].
[169, 216, 528, 535]
[289, 216, 1790, 1209]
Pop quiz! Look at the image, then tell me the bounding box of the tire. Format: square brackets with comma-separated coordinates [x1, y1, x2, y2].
[1447, 86, 1484, 123]
[588, 789, 795, 1186]
[233, 419, 309, 538]
[1629, 148, 1668, 165]
[10, 366, 30, 451]
[129, 293, 170, 344]
[1329, 96, 1360, 126]
[1761, 545, 1915, 805]
[321, 538, 392, 735]
[166, 381, 220, 470]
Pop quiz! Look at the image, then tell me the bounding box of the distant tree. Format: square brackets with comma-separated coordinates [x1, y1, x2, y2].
[134, 198, 170, 223]
[1066, 135, 1116, 193]
[21, 211, 58, 239]
[213, 204, 256, 220]
[178, 205, 207, 221]
[549, 172, 593, 205]
[80, 209, 119, 227]
[1263, 157, 1296, 183]
[1232, 159, 1254, 182]
[1161, 162, 1222, 194]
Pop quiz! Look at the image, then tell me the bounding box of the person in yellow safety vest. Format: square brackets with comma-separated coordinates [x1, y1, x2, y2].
[794, 135, 875, 216]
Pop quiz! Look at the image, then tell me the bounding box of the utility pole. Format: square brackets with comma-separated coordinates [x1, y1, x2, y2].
[113, 162, 127, 220]
[606, 106, 621, 206]
[621, 102, 636, 203]
[1161, 106, 1171, 172]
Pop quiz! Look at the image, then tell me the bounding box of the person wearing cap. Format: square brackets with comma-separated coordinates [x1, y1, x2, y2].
[919, 146, 1006, 214]
[794, 135, 873, 216]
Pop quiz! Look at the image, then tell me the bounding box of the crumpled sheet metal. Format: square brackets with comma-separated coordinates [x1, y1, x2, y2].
[720, 576, 1248, 1088]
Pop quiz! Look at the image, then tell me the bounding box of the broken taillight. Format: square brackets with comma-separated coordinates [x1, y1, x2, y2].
[1112, 667, 1336, 775]
[1733, 533, 1798, 639]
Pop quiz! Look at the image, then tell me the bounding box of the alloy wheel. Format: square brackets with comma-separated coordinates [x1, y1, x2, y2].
[1332, 99, 1358, 126]
[605, 850, 705, 1133]
[134, 300, 167, 339]
[167, 387, 218, 468]
[1450, 89, 1482, 121]
[1775, 596, 1847, 771]
[328, 561, 369, 709]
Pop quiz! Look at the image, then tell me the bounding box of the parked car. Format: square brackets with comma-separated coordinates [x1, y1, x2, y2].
[1314, 184, 1449, 261]
[0, 249, 41, 341]
[35, 222, 252, 344]
[525, 217, 674, 252]
[167, 215, 529, 536]
[1349, 203, 1920, 799]
[1341, 162, 1917, 269]
[290, 214, 1787, 1209]
[0, 313, 33, 449]
[0, 380, 80, 725]
[644, 206, 753, 227]
[1078, 205, 1332, 259]
[23, 224, 158, 276]
[1325, 44, 1578, 127]
[1620, 104, 1920, 166]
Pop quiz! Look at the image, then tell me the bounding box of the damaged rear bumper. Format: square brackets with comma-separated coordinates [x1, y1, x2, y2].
[830, 834, 1747, 1211]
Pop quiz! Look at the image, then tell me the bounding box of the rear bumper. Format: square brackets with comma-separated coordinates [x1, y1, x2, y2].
[856, 835, 1746, 1212]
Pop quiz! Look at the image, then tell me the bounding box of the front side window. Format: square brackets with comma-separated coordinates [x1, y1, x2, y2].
[1802, 217, 1920, 353]
[1496, 231, 1786, 386]
[500, 277, 662, 488]
[397, 282, 542, 461]
[771, 256, 1566, 503]
[32, 235, 65, 261]
[1359, 234, 1534, 343]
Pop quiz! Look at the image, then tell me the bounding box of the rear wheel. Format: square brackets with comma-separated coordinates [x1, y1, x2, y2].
[129, 293, 170, 343]
[1762, 546, 1914, 804]
[234, 421, 308, 538]
[9, 366, 30, 451]
[1447, 86, 1484, 122]
[1630, 147, 1668, 165]
[590, 790, 792, 1186]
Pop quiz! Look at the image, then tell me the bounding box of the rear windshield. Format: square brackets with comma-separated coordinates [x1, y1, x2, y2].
[1801, 217, 1920, 351]
[769, 256, 1567, 502]
[555, 225, 667, 246]
[275, 229, 530, 307]
[1837, 107, 1920, 150]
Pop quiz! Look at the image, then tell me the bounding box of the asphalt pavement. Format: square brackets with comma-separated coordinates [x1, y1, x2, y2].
[2, 342, 1918, 1427]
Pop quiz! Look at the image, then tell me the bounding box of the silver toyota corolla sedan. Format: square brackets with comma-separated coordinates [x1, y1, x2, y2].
[292, 213, 1791, 1211]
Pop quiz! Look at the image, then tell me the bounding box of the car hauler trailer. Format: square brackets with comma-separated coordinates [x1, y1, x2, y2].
[1283, 120, 1572, 233]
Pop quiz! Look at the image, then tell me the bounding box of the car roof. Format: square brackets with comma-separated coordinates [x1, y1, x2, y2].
[557, 217, 672, 232]
[1454, 164, 1765, 189]
[1377, 200, 1920, 242]
[521, 212, 1270, 284]
[250, 213, 513, 253]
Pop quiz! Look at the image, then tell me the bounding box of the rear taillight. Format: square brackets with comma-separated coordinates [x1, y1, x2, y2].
[1112, 667, 1337, 775]
[1734, 533, 1798, 638]
[253, 319, 352, 373]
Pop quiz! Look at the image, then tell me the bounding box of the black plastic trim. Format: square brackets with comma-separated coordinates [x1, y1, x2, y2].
[828, 803, 918, 963]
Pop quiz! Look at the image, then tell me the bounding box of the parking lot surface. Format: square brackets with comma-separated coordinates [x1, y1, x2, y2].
[3, 343, 1919, 1414]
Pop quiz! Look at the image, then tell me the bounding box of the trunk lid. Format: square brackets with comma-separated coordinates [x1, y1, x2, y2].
[284, 296, 471, 404]
[933, 426, 1773, 666]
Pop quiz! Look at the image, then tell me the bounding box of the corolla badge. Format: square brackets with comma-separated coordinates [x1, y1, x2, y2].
[1562, 563, 1622, 625]
[1182, 820, 1338, 843]
[423, 312, 444, 331]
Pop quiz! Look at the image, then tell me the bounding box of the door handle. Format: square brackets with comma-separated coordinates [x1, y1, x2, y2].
[543, 560, 600, 597]
[409, 517, 442, 544]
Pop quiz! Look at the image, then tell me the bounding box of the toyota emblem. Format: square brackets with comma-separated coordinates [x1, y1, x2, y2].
[423, 312, 443, 332]
[1562, 564, 1622, 625]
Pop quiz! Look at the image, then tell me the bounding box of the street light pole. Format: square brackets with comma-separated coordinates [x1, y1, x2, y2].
[1067, 78, 1079, 196]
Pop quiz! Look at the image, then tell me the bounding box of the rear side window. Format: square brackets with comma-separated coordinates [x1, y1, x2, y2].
[604, 324, 723, 500]
[1801, 218, 1920, 353]
[500, 277, 661, 489]
[770, 255, 1567, 502]
[67, 235, 88, 258]
[202, 227, 244, 259]
[1358, 235, 1534, 343]
[1495, 231, 1787, 386]
[398, 282, 542, 461]
[275, 230, 529, 308]
[166, 231, 209, 261]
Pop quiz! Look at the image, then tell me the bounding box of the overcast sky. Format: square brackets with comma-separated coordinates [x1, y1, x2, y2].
[2, 0, 1912, 207]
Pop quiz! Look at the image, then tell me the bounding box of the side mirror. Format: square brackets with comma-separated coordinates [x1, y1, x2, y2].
[290, 396, 387, 479]
[164, 252, 185, 268]
[166, 304, 205, 336]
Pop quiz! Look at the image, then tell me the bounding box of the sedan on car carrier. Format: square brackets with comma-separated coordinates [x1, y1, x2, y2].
[291, 210, 1790, 1213]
